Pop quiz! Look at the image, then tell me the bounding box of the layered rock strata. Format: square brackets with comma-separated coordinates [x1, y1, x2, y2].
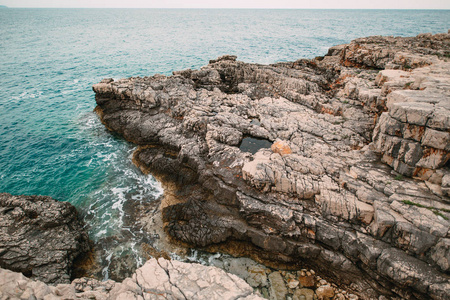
[93, 32, 450, 299]
[0, 257, 263, 300]
[0, 193, 90, 284]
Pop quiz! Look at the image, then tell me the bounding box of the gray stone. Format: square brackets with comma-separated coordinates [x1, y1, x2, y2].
[293, 288, 315, 300]
[421, 128, 450, 151]
[268, 272, 287, 300]
[0, 193, 90, 284]
[430, 239, 450, 272]
[377, 248, 449, 298]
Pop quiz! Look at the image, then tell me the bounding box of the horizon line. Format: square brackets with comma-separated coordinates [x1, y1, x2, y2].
[2, 6, 450, 10]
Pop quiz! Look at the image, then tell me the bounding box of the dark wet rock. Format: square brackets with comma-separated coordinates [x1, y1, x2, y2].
[0, 193, 90, 284]
[93, 32, 450, 299]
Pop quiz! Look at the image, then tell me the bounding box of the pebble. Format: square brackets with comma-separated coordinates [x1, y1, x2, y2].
[286, 273, 296, 280]
[316, 285, 335, 299]
[287, 279, 300, 289]
[319, 279, 328, 285]
[335, 293, 346, 300]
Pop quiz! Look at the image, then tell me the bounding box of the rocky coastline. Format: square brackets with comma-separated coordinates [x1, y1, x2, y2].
[1, 31, 449, 300]
[93, 31, 450, 299]
[0, 194, 270, 300]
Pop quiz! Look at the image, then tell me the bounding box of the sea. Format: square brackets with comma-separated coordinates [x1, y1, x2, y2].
[1, 8, 449, 280]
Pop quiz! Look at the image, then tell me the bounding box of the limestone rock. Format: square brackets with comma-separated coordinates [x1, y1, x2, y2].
[93, 31, 450, 300]
[0, 258, 263, 300]
[372, 62, 450, 177]
[316, 285, 335, 300]
[293, 288, 315, 300]
[0, 193, 90, 284]
[268, 272, 287, 300]
[443, 173, 450, 196]
[271, 140, 292, 156]
[212, 257, 269, 288]
[298, 275, 315, 288]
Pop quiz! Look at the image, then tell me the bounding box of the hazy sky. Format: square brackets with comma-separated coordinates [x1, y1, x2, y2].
[1, 0, 449, 9]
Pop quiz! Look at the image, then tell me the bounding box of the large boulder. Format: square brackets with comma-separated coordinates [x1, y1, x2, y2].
[0, 193, 90, 284]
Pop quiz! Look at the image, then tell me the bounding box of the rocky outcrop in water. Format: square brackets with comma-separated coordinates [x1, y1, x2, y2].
[0, 193, 90, 284]
[93, 32, 450, 299]
[0, 257, 263, 300]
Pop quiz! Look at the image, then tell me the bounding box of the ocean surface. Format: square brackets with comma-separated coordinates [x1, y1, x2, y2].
[1, 8, 449, 279]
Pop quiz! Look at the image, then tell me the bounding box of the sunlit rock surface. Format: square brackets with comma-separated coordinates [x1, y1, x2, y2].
[0, 258, 263, 300]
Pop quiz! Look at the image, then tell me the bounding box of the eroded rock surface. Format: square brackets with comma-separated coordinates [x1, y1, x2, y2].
[93, 32, 450, 299]
[0, 193, 90, 284]
[0, 258, 263, 300]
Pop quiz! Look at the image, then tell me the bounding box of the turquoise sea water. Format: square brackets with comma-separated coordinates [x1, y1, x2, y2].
[1, 8, 449, 279]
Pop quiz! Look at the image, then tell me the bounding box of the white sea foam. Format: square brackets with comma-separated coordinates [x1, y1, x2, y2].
[208, 253, 222, 264]
[102, 252, 113, 280]
[95, 229, 107, 237]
